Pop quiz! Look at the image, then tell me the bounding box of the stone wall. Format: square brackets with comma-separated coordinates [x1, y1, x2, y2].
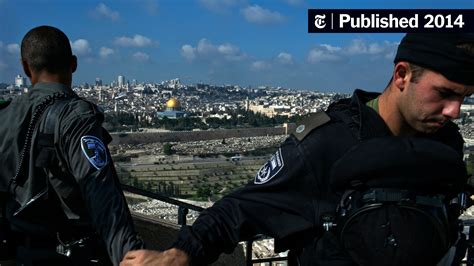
[110, 125, 296, 145]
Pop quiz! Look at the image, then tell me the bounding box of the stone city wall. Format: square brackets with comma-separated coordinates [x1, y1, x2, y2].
[110, 125, 296, 145]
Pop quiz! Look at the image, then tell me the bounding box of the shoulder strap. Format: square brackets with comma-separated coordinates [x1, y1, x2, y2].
[36, 97, 72, 148]
[293, 112, 331, 141]
[9, 93, 70, 191]
[34, 97, 73, 169]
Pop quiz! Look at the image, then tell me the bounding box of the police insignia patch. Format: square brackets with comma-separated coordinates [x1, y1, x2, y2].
[254, 148, 284, 184]
[80, 136, 108, 170]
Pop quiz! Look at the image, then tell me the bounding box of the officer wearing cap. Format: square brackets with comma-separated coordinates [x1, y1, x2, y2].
[0, 26, 144, 265]
[121, 33, 474, 266]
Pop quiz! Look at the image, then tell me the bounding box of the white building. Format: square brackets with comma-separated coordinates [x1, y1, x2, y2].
[15, 75, 26, 88]
[118, 75, 125, 88]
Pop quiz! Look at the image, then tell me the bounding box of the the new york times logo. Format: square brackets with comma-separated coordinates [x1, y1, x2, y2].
[308, 9, 474, 33]
[314, 14, 327, 29]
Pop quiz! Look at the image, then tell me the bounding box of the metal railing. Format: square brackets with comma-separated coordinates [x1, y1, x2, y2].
[122, 184, 289, 265]
[463, 219, 474, 266]
[122, 184, 204, 226]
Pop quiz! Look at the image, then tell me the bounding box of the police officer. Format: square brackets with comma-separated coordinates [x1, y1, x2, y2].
[0, 26, 144, 265]
[121, 33, 474, 266]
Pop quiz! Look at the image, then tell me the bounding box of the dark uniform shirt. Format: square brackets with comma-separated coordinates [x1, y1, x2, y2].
[0, 82, 144, 265]
[171, 89, 464, 265]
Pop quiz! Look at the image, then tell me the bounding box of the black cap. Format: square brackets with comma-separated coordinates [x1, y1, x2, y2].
[330, 136, 467, 194]
[394, 33, 474, 85]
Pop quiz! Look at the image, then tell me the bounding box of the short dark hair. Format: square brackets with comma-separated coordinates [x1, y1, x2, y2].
[383, 62, 425, 90]
[408, 63, 425, 83]
[21, 25, 73, 74]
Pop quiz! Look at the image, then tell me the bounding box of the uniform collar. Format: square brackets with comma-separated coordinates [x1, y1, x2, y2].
[28, 82, 75, 100]
[31, 82, 73, 93]
[350, 89, 392, 140]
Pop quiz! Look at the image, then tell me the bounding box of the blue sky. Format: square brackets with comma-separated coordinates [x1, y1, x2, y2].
[1, 0, 473, 93]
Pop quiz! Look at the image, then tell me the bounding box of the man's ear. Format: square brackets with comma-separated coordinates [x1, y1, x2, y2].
[393, 62, 410, 92]
[71, 55, 77, 73]
[21, 59, 32, 78]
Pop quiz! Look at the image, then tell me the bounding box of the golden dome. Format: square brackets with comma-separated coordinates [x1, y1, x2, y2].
[166, 98, 181, 109]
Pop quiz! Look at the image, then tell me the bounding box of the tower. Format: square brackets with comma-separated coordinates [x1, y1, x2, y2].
[98, 88, 102, 102]
[95, 77, 103, 87]
[15, 75, 26, 88]
[118, 75, 125, 88]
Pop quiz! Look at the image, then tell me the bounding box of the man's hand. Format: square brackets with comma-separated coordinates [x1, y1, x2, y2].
[120, 248, 190, 266]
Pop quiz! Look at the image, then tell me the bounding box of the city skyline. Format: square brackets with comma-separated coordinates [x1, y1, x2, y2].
[1, 0, 474, 93]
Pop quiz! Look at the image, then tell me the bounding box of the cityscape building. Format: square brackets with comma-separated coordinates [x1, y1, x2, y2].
[156, 98, 187, 119]
[14, 75, 26, 88]
[95, 77, 103, 87]
[118, 75, 125, 88]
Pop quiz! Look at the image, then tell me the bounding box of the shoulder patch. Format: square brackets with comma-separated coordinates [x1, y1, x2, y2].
[293, 112, 331, 141]
[254, 148, 284, 185]
[80, 135, 108, 170]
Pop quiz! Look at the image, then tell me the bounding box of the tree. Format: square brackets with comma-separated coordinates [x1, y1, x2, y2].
[163, 143, 173, 155]
[196, 186, 212, 199]
[466, 154, 474, 187]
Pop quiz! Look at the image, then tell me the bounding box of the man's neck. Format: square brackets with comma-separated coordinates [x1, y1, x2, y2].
[30, 71, 72, 87]
[378, 89, 416, 136]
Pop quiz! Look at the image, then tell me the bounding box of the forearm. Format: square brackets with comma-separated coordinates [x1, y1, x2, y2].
[171, 200, 246, 265]
[170, 194, 314, 264]
[80, 168, 144, 264]
[120, 248, 190, 266]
